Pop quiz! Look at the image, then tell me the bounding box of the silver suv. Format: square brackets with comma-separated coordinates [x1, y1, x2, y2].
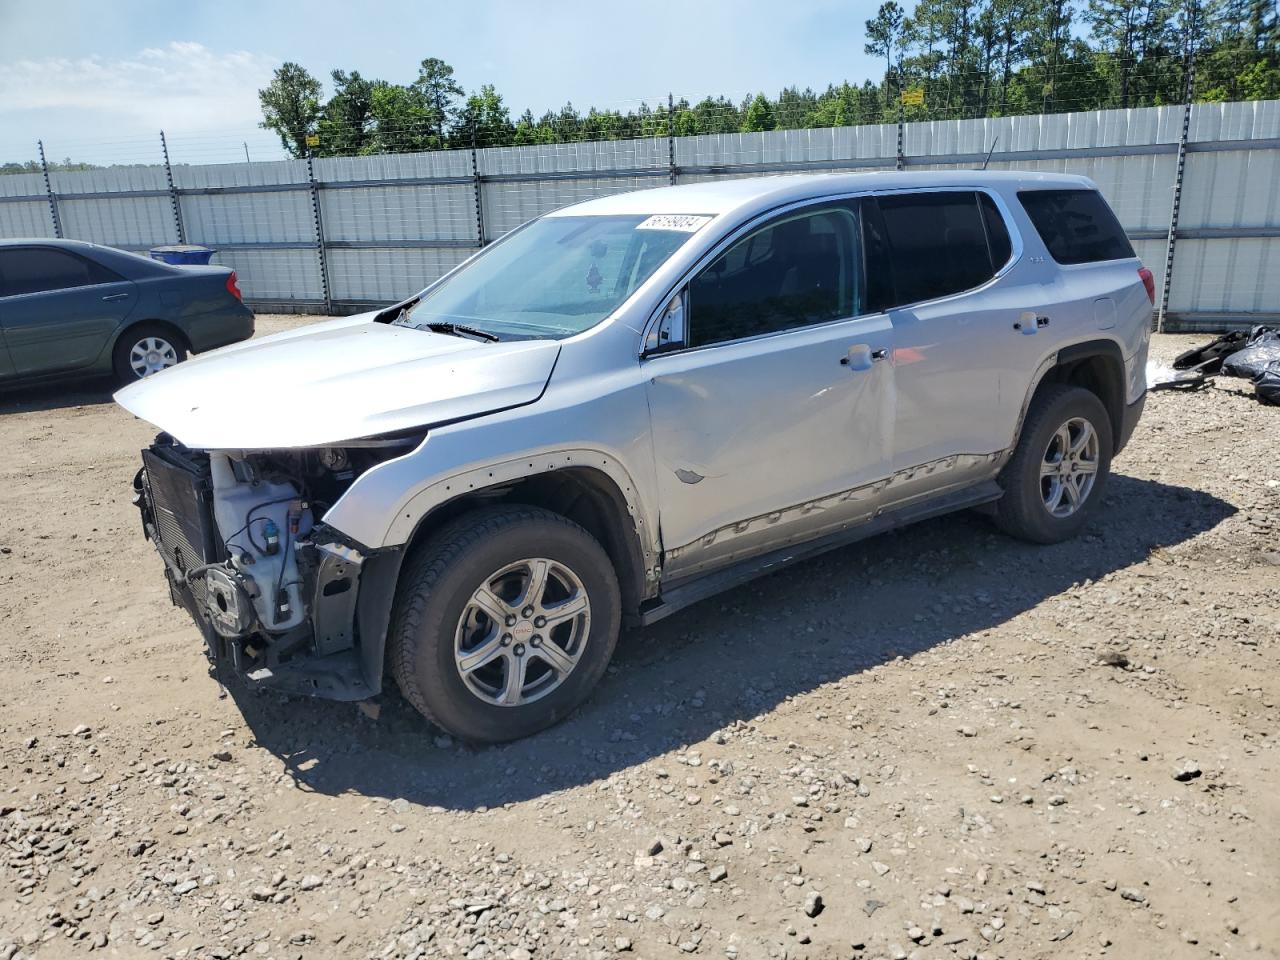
[118, 171, 1151, 742]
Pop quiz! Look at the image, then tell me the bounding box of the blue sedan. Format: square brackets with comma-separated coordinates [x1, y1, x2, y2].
[0, 239, 255, 386]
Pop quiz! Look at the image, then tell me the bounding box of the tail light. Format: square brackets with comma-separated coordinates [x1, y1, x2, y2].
[226, 271, 243, 302]
[1138, 266, 1155, 305]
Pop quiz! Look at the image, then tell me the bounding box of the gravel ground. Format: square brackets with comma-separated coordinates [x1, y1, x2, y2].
[0, 317, 1277, 960]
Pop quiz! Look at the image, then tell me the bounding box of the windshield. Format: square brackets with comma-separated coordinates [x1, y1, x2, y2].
[402, 214, 706, 339]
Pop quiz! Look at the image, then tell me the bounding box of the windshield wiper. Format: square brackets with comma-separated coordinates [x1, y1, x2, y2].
[420, 320, 500, 343]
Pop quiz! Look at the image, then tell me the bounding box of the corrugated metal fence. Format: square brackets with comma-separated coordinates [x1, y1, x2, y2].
[2, 100, 1277, 330]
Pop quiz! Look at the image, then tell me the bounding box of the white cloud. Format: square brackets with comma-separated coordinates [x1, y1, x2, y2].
[0, 42, 281, 163]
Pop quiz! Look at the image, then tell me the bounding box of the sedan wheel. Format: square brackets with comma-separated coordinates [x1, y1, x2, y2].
[113, 324, 188, 385]
[129, 336, 180, 378]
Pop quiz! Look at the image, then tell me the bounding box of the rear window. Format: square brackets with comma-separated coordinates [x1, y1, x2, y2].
[868, 191, 1010, 308]
[1018, 189, 1135, 265]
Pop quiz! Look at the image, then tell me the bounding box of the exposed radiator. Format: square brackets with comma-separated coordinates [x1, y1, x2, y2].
[142, 446, 225, 601]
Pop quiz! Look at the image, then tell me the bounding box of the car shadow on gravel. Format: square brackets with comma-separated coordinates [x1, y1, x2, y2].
[0, 380, 116, 414]
[224, 472, 1234, 811]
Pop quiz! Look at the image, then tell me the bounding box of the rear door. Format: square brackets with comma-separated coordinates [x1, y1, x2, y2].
[864, 190, 1019, 492]
[644, 201, 895, 580]
[0, 246, 137, 377]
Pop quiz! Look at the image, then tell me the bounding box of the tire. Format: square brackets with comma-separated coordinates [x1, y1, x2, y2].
[389, 505, 621, 744]
[994, 384, 1113, 544]
[112, 324, 188, 384]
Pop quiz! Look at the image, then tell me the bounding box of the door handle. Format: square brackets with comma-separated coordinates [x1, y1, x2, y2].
[841, 344, 881, 371]
[1013, 311, 1044, 335]
[102, 293, 130, 302]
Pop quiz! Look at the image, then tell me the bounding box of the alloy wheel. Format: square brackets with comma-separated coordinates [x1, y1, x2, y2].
[1040, 416, 1100, 518]
[453, 558, 592, 707]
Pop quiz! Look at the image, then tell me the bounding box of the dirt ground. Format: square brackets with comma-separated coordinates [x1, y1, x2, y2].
[1, 317, 1277, 960]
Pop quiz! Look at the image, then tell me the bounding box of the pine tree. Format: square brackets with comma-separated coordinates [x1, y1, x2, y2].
[741, 94, 777, 132]
[865, 1, 912, 99]
[1086, 0, 1176, 106]
[411, 58, 464, 148]
[317, 70, 376, 156]
[258, 63, 323, 158]
[454, 85, 515, 147]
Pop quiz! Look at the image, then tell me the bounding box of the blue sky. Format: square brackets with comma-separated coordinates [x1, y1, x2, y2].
[0, 0, 884, 166]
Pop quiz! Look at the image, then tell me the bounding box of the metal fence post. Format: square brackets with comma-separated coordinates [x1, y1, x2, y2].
[668, 93, 678, 185]
[305, 153, 333, 315]
[1158, 7, 1199, 333]
[37, 140, 63, 238]
[470, 127, 486, 248]
[160, 130, 186, 244]
[895, 65, 906, 171]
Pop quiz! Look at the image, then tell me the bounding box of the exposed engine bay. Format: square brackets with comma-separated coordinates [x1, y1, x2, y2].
[133, 434, 413, 697]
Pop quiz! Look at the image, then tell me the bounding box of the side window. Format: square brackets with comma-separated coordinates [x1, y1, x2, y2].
[686, 206, 860, 348]
[1018, 189, 1134, 265]
[0, 248, 114, 297]
[860, 198, 896, 314]
[873, 192, 1002, 306]
[979, 193, 1013, 270]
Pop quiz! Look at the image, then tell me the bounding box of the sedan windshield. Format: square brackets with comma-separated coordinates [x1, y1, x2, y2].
[403, 214, 705, 339]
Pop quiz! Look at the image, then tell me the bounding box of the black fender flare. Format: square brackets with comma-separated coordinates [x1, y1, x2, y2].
[1016, 338, 1130, 455]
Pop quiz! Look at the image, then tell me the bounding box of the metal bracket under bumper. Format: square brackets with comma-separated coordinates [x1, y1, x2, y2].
[163, 541, 403, 704]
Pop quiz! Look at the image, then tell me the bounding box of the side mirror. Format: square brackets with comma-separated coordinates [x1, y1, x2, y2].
[645, 291, 687, 354]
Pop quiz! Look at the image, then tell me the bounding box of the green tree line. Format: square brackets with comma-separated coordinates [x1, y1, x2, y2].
[259, 0, 1276, 157]
[0, 158, 102, 176]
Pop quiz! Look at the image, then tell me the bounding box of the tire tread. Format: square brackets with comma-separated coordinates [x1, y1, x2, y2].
[388, 505, 610, 738]
[995, 383, 1112, 543]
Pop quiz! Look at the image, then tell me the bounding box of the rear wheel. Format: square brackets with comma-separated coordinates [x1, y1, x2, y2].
[994, 384, 1113, 544]
[389, 505, 621, 743]
[113, 323, 187, 383]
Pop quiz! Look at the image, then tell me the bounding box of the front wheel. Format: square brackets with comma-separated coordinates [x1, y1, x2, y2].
[994, 384, 1114, 544]
[389, 505, 621, 743]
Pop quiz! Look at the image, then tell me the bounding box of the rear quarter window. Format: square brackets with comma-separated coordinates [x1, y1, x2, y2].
[1018, 189, 1135, 265]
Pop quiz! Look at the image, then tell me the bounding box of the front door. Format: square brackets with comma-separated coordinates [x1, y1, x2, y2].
[0, 246, 137, 377]
[644, 202, 895, 581]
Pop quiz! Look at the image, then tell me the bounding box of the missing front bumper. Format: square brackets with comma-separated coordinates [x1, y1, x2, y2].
[135, 443, 399, 703]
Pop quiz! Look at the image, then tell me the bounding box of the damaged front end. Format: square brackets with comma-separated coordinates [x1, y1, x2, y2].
[133, 434, 411, 700]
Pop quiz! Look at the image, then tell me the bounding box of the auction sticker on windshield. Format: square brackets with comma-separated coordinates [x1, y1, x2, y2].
[636, 214, 713, 232]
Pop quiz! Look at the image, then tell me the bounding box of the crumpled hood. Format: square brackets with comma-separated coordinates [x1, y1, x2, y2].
[114, 315, 560, 449]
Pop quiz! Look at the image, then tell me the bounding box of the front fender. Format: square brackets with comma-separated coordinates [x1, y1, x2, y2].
[319, 357, 664, 562]
[395, 445, 652, 538]
[326, 439, 657, 553]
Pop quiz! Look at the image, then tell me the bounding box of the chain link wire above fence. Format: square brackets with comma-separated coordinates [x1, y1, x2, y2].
[1, 87, 1277, 331]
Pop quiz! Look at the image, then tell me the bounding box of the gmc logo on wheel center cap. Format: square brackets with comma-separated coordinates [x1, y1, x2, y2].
[512, 621, 534, 642]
